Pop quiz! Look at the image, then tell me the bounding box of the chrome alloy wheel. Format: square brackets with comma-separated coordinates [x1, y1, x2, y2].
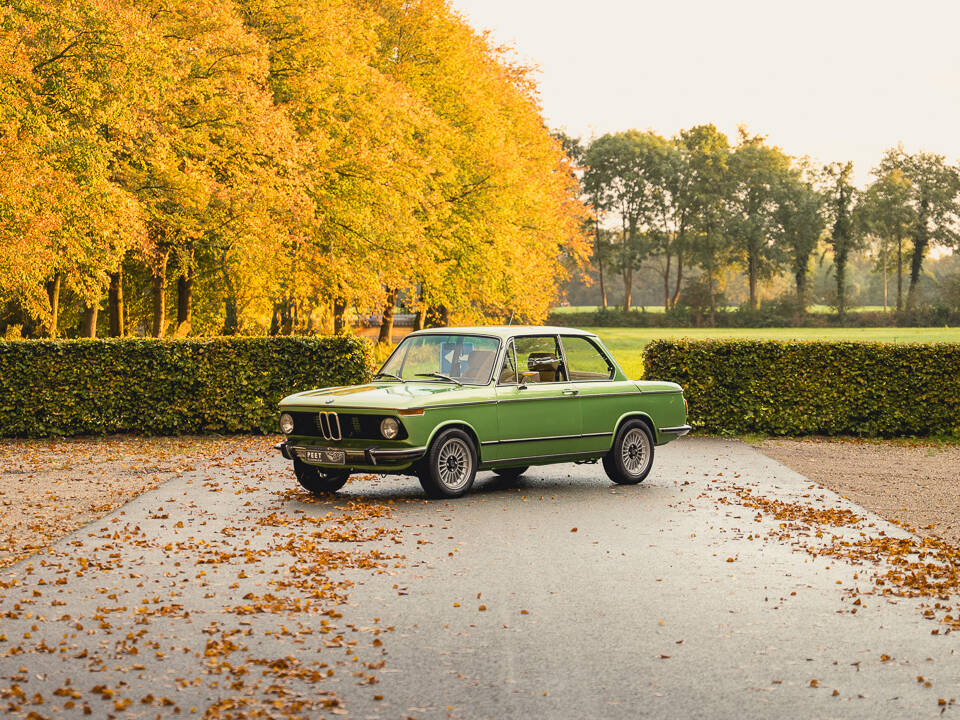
[621, 427, 651, 476]
[437, 437, 473, 491]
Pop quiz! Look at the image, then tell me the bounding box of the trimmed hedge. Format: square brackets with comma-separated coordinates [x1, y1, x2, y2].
[549, 306, 960, 329]
[643, 339, 960, 437]
[0, 336, 374, 437]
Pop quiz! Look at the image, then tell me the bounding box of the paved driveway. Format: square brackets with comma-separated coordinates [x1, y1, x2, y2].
[0, 438, 956, 719]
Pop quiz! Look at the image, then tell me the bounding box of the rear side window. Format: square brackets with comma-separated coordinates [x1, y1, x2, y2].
[514, 335, 565, 383]
[562, 336, 614, 380]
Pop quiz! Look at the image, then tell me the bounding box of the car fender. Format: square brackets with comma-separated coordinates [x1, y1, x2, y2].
[424, 419, 484, 461]
[611, 411, 658, 446]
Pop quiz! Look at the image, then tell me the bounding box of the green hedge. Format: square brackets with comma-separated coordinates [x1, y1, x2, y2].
[0, 335, 374, 437]
[643, 339, 960, 436]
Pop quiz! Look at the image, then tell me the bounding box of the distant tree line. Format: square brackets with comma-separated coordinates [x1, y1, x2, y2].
[0, 0, 588, 340]
[562, 126, 960, 323]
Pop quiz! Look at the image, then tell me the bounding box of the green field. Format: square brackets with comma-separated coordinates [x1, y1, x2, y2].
[552, 304, 888, 314]
[588, 327, 960, 379]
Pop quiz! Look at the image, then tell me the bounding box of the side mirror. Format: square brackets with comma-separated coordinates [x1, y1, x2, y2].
[519, 371, 538, 389]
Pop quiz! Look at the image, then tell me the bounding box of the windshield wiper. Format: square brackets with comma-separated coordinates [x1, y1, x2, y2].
[415, 372, 463, 386]
[373, 371, 403, 382]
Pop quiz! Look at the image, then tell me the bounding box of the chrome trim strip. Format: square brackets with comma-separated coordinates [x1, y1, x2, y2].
[287, 444, 425, 465]
[577, 391, 642, 399]
[660, 425, 692, 436]
[423, 400, 499, 410]
[496, 394, 585, 404]
[485, 450, 603, 466]
[369, 446, 427, 464]
[641, 390, 683, 396]
[482, 431, 613, 446]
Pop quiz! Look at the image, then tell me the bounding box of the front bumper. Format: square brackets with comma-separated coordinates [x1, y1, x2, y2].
[276, 442, 426, 467]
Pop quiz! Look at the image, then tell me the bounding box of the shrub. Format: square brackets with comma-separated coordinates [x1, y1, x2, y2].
[643, 339, 960, 437]
[0, 335, 374, 437]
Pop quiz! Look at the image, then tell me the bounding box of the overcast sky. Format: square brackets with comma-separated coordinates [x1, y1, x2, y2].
[451, 0, 960, 186]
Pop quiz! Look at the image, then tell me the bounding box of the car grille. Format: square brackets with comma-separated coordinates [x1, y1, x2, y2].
[287, 411, 407, 441]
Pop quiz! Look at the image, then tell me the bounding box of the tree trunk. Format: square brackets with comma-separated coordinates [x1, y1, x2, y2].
[795, 267, 807, 309]
[595, 218, 607, 310]
[622, 268, 632, 312]
[377, 289, 396, 344]
[670, 254, 683, 308]
[881, 243, 888, 312]
[45, 273, 61, 338]
[906, 202, 929, 311]
[176, 272, 192, 334]
[896, 235, 903, 312]
[152, 253, 168, 338]
[80, 303, 99, 338]
[108, 271, 123, 337]
[836, 260, 846, 318]
[663, 253, 672, 309]
[223, 294, 238, 335]
[748, 250, 758, 310]
[333, 298, 347, 333]
[707, 268, 717, 327]
[280, 297, 294, 335]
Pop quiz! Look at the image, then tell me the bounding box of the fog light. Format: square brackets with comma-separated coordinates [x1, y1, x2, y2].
[279, 413, 295, 435]
[380, 417, 400, 439]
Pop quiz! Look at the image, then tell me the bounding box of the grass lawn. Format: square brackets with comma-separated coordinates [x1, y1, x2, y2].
[587, 326, 960, 379]
[552, 304, 892, 315]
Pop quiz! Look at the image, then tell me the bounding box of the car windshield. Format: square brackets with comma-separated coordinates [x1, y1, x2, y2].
[377, 334, 500, 385]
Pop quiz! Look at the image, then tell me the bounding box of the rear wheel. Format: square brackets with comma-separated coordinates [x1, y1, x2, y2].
[602, 420, 654, 485]
[294, 459, 350, 496]
[492, 466, 529, 482]
[418, 429, 477, 499]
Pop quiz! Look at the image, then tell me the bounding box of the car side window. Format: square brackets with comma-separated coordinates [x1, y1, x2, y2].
[498, 341, 518, 384]
[562, 336, 615, 381]
[513, 335, 566, 383]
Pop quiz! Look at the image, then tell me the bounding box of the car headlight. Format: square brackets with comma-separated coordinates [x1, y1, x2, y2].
[279, 413, 295, 435]
[380, 417, 400, 439]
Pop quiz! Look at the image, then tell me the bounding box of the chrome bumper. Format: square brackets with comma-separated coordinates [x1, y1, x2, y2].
[659, 425, 692, 437]
[276, 442, 426, 466]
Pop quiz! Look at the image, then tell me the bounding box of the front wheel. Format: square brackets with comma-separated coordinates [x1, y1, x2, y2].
[602, 420, 654, 485]
[418, 429, 477, 499]
[294, 459, 350, 496]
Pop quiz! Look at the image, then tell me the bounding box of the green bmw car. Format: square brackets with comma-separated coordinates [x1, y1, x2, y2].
[277, 326, 689, 499]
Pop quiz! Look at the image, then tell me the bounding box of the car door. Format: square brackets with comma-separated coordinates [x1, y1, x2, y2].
[559, 334, 632, 454]
[491, 335, 582, 462]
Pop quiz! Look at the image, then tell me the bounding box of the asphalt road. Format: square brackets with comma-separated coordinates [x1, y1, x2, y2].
[1, 437, 958, 719]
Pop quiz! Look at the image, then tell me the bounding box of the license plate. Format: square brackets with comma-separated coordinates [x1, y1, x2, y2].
[301, 449, 346, 464]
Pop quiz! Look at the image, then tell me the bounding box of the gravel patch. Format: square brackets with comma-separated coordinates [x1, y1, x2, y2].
[753, 437, 960, 545]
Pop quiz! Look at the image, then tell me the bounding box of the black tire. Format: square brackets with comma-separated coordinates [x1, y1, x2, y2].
[602, 420, 655, 485]
[294, 459, 350, 496]
[418, 428, 478, 499]
[492, 466, 529, 482]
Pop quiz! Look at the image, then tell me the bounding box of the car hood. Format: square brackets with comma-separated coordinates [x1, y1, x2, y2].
[280, 382, 480, 411]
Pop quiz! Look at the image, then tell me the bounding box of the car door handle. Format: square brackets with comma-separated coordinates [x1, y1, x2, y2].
[562, 389, 579, 396]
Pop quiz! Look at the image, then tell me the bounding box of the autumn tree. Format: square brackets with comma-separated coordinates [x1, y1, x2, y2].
[856, 168, 914, 311]
[822, 162, 859, 317]
[776, 167, 824, 309]
[727, 129, 793, 310]
[875, 147, 960, 309]
[682, 124, 732, 325]
[583, 130, 670, 311]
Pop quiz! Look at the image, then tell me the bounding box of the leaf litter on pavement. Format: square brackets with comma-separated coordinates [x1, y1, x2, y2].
[0, 436, 412, 719]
